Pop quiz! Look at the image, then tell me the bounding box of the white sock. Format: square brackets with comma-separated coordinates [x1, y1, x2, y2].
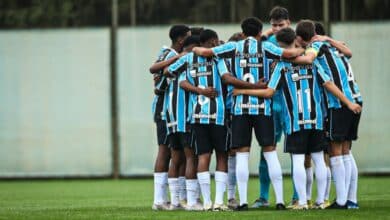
[227, 156, 237, 200]
[305, 167, 313, 201]
[196, 181, 201, 201]
[186, 179, 198, 206]
[168, 178, 180, 206]
[348, 153, 358, 203]
[292, 154, 306, 205]
[325, 166, 332, 200]
[153, 172, 167, 205]
[197, 171, 211, 206]
[236, 152, 249, 205]
[215, 171, 228, 205]
[263, 151, 284, 204]
[330, 155, 347, 205]
[343, 154, 352, 193]
[178, 176, 187, 201]
[311, 151, 327, 205]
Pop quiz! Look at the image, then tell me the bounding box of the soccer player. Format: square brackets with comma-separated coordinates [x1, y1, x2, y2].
[295, 20, 363, 209]
[314, 21, 362, 209]
[233, 27, 361, 210]
[150, 24, 190, 210]
[175, 29, 267, 211]
[193, 17, 305, 211]
[253, 6, 301, 209]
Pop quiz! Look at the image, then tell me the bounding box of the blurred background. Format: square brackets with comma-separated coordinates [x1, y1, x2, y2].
[0, 0, 389, 178]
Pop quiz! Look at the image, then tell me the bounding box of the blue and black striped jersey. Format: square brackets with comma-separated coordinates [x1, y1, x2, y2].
[164, 63, 190, 134]
[268, 60, 331, 134]
[340, 56, 363, 103]
[151, 46, 178, 122]
[310, 41, 357, 108]
[169, 52, 228, 125]
[212, 36, 284, 116]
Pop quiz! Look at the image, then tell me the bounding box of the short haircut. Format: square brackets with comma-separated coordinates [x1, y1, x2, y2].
[295, 20, 315, 42]
[199, 29, 218, 43]
[169, 25, 190, 42]
[276, 27, 296, 45]
[269, 6, 289, 21]
[314, 22, 326, 35]
[190, 27, 204, 36]
[183, 35, 200, 48]
[241, 17, 263, 37]
[228, 32, 244, 42]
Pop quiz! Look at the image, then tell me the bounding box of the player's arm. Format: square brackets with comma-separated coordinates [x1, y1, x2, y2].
[289, 48, 318, 64]
[323, 82, 361, 113]
[313, 35, 352, 58]
[192, 47, 214, 57]
[264, 41, 304, 60]
[149, 54, 181, 73]
[262, 28, 274, 38]
[233, 87, 275, 98]
[193, 42, 236, 58]
[221, 74, 266, 89]
[180, 80, 217, 98]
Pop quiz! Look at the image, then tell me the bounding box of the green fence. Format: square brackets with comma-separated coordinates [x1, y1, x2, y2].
[0, 23, 389, 177]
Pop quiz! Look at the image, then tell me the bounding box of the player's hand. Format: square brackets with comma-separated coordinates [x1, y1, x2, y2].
[254, 78, 267, 89]
[200, 87, 218, 98]
[154, 89, 164, 95]
[153, 74, 161, 83]
[347, 102, 362, 114]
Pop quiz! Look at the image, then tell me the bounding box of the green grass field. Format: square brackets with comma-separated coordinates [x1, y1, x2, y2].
[1, 177, 389, 219]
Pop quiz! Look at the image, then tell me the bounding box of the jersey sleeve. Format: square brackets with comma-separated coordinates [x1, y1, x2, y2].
[216, 58, 229, 77]
[168, 54, 187, 75]
[315, 60, 331, 84]
[263, 41, 284, 60]
[267, 62, 284, 90]
[309, 41, 326, 57]
[212, 42, 236, 59]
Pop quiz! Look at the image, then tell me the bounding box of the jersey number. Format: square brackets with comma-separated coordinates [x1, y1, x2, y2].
[297, 89, 311, 113]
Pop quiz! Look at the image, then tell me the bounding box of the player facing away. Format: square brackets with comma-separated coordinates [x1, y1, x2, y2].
[295, 20, 363, 209]
[233, 27, 361, 210]
[313, 21, 363, 209]
[150, 24, 191, 210]
[193, 17, 305, 211]
[253, 6, 299, 209]
[163, 36, 202, 210]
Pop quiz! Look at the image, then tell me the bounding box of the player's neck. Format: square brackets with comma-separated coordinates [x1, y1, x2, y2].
[171, 43, 182, 53]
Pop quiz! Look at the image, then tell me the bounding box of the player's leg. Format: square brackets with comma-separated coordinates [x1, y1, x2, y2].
[178, 155, 187, 207]
[167, 133, 185, 210]
[226, 120, 238, 208]
[286, 131, 308, 210]
[153, 120, 171, 209]
[193, 124, 213, 210]
[181, 131, 202, 210]
[255, 115, 284, 210]
[304, 154, 313, 207]
[327, 107, 351, 208]
[212, 124, 229, 211]
[308, 130, 328, 209]
[345, 105, 361, 209]
[231, 115, 252, 211]
[324, 151, 332, 207]
[252, 150, 271, 208]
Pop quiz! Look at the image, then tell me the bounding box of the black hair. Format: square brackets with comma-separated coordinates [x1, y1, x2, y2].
[190, 26, 204, 36]
[295, 20, 315, 42]
[228, 32, 244, 42]
[276, 27, 296, 45]
[269, 6, 289, 21]
[169, 25, 190, 42]
[314, 22, 326, 35]
[199, 29, 218, 43]
[183, 35, 200, 48]
[241, 17, 263, 37]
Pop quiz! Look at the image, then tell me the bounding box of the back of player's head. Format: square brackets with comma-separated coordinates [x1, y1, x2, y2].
[314, 22, 326, 35]
[190, 26, 204, 36]
[183, 35, 200, 48]
[169, 25, 190, 43]
[269, 6, 289, 21]
[200, 29, 218, 44]
[228, 32, 244, 42]
[241, 17, 263, 37]
[276, 27, 296, 45]
[295, 20, 315, 42]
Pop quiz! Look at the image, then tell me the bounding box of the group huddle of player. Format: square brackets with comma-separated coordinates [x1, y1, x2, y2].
[149, 6, 363, 211]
